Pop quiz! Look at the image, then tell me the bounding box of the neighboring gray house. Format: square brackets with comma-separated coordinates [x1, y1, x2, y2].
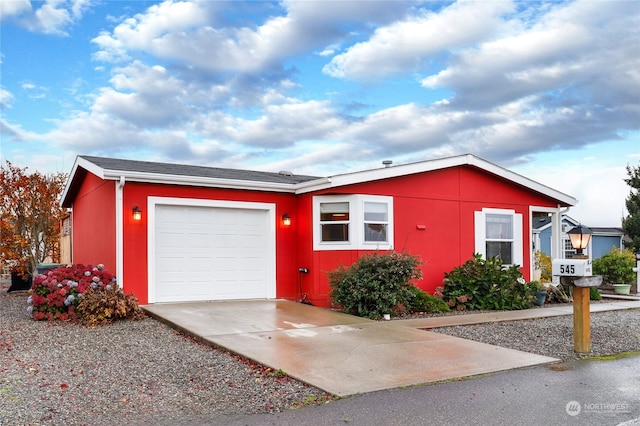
[533, 215, 624, 260]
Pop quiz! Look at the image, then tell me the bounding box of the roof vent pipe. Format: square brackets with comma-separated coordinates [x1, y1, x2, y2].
[382, 160, 393, 168]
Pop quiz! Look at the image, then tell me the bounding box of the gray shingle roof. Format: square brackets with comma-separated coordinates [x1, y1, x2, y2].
[79, 155, 321, 185]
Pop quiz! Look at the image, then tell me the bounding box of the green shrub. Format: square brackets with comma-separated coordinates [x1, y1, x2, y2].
[440, 253, 534, 311]
[328, 251, 422, 319]
[593, 247, 636, 285]
[590, 286, 602, 300]
[407, 286, 450, 313]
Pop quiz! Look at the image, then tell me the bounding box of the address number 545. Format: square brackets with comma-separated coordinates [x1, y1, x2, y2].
[559, 264, 576, 275]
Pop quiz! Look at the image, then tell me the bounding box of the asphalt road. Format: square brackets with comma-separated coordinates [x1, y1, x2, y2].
[223, 353, 640, 426]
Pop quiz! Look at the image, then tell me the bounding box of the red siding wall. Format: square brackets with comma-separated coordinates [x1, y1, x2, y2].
[122, 182, 299, 304]
[71, 173, 117, 273]
[298, 166, 560, 307]
[70, 163, 562, 308]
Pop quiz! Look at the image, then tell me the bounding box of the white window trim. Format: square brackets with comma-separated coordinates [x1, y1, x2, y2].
[313, 195, 394, 251]
[474, 208, 523, 266]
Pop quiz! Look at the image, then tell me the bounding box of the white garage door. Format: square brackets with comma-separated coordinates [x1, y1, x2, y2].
[152, 202, 274, 303]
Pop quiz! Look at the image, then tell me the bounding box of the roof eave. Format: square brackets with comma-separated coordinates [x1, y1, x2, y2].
[295, 153, 577, 206]
[62, 153, 577, 207]
[465, 155, 577, 206]
[61, 156, 105, 208]
[100, 170, 299, 193]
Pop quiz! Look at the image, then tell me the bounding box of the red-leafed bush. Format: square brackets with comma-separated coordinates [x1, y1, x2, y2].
[27, 263, 144, 325]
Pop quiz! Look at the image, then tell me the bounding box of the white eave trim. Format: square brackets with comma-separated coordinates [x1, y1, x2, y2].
[100, 170, 301, 193]
[60, 156, 106, 206]
[465, 155, 577, 206]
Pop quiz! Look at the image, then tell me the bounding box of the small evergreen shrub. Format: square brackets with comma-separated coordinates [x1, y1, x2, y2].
[593, 247, 636, 285]
[27, 263, 144, 325]
[440, 254, 534, 311]
[590, 286, 602, 300]
[328, 251, 422, 319]
[407, 286, 450, 313]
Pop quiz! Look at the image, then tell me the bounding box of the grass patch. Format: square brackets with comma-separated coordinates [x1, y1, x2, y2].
[586, 351, 640, 361]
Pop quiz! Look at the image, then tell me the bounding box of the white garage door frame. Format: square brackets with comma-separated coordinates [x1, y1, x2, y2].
[147, 196, 276, 303]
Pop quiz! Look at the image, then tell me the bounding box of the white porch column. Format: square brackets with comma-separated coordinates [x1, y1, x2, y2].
[115, 176, 125, 289]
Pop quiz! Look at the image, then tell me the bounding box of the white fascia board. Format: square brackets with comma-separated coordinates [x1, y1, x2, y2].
[60, 156, 106, 206]
[466, 155, 577, 206]
[101, 170, 299, 193]
[293, 177, 333, 193]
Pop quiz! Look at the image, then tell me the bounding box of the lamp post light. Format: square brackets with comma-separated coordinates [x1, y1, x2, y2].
[567, 224, 595, 353]
[567, 224, 592, 257]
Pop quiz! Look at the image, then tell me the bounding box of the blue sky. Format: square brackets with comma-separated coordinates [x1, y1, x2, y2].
[1, 0, 638, 226]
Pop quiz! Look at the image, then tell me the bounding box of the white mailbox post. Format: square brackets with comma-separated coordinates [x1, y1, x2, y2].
[552, 258, 602, 353]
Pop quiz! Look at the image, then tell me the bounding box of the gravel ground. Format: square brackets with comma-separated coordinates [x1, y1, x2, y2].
[1, 281, 639, 425]
[434, 304, 640, 361]
[0, 287, 331, 425]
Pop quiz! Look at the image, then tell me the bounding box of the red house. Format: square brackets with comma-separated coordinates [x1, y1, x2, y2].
[61, 154, 576, 306]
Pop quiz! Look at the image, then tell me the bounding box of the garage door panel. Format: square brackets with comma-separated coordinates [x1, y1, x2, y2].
[215, 209, 240, 224]
[157, 256, 187, 271]
[156, 231, 188, 248]
[157, 206, 186, 222]
[188, 207, 213, 223]
[188, 258, 214, 273]
[215, 234, 239, 249]
[154, 203, 272, 303]
[188, 232, 214, 248]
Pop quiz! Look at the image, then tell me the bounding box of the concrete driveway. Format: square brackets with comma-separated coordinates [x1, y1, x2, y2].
[142, 300, 559, 396]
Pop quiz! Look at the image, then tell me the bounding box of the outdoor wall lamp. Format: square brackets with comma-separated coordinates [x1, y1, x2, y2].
[567, 224, 591, 256]
[282, 213, 291, 226]
[132, 206, 142, 221]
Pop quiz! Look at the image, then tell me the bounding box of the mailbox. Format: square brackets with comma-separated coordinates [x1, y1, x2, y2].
[552, 259, 592, 277]
[551, 257, 602, 354]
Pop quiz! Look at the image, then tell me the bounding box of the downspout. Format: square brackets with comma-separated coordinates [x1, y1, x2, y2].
[116, 176, 125, 289]
[552, 205, 571, 261]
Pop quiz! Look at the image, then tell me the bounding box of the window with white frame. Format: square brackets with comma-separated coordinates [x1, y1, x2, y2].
[320, 201, 350, 242]
[363, 201, 388, 243]
[474, 208, 523, 266]
[313, 195, 393, 250]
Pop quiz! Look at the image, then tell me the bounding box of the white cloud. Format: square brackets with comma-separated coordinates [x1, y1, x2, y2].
[92, 0, 414, 73]
[0, 0, 32, 20]
[515, 158, 630, 227]
[9, 0, 92, 36]
[0, 86, 14, 108]
[46, 111, 154, 153]
[421, 1, 640, 110]
[92, 62, 189, 127]
[2, 0, 93, 35]
[323, 1, 513, 80]
[232, 100, 345, 147]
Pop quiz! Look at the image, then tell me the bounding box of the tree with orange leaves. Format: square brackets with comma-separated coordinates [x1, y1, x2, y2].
[0, 161, 67, 278]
